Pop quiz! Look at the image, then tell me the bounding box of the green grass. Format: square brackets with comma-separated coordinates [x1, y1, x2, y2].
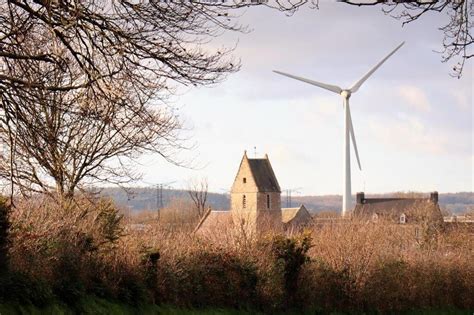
[0, 298, 472, 315]
[0, 296, 159, 315]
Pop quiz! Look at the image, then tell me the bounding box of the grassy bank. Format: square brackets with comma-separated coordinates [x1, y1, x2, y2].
[0, 296, 161, 315]
[0, 298, 472, 315]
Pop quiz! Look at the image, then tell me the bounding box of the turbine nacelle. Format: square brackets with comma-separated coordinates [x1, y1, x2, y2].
[340, 90, 351, 99]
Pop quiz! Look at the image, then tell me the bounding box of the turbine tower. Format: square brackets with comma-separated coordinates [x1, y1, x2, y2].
[274, 42, 404, 216]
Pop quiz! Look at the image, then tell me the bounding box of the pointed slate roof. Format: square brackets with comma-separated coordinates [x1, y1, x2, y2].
[247, 156, 281, 192]
[281, 205, 312, 224]
[281, 207, 301, 224]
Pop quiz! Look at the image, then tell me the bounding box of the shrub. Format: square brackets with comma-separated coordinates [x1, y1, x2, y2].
[116, 270, 147, 306]
[50, 244, 87, 305]
[94, 198, 125, 247]
[269, 233, 312, 308]
[157, 250, 258, 309]
[297, 261, 352, 312]
[0, 272, 54, 306]
[4, 195, 473, 312]
[362, 259, 411, 312]
[141, 248, 160, 303]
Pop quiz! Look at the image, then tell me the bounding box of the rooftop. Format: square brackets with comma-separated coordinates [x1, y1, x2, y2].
[246, 155, 281, 192]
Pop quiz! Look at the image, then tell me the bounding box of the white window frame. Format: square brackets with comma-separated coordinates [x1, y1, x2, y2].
[400, 213, 406, 224]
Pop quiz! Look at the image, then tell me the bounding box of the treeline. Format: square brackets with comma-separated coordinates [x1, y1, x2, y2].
[102, 188, 473, 214]
[101, 187, 230, 212]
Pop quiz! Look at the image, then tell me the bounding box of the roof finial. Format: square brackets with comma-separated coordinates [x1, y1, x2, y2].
[264, 153, 268, 159]
[254, 146, 257, 158]
[244, 150, 247, 157]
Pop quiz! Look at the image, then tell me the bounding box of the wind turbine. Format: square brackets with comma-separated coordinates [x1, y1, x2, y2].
[273, 42, 405, 217]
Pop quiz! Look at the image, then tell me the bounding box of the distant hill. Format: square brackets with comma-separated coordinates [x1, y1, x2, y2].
[101, 187, 230, 212]
[101, 187, 473, 215]
[437, 192, 474, 213]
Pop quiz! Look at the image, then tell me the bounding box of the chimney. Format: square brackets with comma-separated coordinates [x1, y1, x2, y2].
[356, 192, 365, 204]
[430, 191, 438, 204]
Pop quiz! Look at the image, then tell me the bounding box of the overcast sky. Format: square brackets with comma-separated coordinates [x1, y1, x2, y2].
[137, 1, 473, 195]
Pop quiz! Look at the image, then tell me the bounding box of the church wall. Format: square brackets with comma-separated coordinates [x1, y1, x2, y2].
[256, 192, 281, 213]
[231, 192, 283, 234]
[231, 192, 258, 213]
[256, 192, 282, 232]
[231, 192, 259, 234]
[231, 157, 258, 194]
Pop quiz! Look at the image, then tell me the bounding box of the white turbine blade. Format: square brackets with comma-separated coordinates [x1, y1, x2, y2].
[350, 42, 405, 93]
[273, 70, 342, 94]
[347, 104, 362, 171]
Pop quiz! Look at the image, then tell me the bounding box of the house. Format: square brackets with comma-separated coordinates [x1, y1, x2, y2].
[196, 151, 312, 235]
[281, 205, 313, 231]
[352, 192, 443, 225]
[194, 209, 233, 235]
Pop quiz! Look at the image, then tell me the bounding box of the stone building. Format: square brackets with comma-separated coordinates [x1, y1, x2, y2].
[230, 151, 282, 233]
[197, 151, 312, 235]
[352, 192, 443, 224]
[282, 205, 313, 231]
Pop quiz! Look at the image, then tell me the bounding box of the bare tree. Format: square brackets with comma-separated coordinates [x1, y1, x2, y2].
[0, 197, 9, 273]
[187, 178, 208, 219]
[159, 197, 197, 229]
[0, 57, 182, 198]
[0, 0, 308, 96]
[338, 0, 473, 77]
[0, 0, 309, 198]
[1, 0, 469, 105]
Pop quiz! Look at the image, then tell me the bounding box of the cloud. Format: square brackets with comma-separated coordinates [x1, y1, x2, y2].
[369, 115, 449, 155]
[272, 144, 312, 165]
[398, 86, 431, 112]
[285, 95, 339, 125]
[450, 89, 471, 111]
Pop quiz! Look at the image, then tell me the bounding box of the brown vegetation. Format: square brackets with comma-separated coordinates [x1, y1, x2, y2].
[187, 178, 209, 219]
[2, 196, 473, 312]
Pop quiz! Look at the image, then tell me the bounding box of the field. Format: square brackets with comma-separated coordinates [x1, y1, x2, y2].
[1, 196, 473, 314]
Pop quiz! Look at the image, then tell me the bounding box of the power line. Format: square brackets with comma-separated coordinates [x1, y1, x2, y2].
[284, 187, 302, 208]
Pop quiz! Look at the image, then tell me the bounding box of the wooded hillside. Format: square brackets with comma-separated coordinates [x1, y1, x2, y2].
[101, 188, 473, 214]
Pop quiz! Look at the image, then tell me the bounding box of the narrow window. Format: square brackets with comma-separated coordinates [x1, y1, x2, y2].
[243, 177, 247, 184]
[266, 194, 270, 209]
[242, 195, 246, 209]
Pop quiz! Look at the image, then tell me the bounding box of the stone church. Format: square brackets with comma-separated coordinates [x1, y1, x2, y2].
[196, 151, 312, 235]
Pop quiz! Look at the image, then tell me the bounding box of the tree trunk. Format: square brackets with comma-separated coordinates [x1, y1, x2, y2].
[0, 197, 10, 274]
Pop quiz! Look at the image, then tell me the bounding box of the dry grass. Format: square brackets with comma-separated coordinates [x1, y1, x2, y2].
[4, 196, 474, 312]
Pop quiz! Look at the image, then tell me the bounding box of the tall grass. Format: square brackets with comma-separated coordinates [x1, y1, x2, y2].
[2, 196, 473, 312]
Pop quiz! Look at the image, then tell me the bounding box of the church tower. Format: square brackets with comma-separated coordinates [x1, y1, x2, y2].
[230, 151, 282, 234]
